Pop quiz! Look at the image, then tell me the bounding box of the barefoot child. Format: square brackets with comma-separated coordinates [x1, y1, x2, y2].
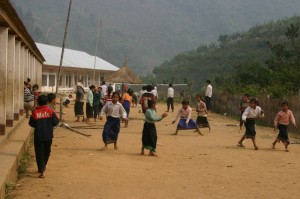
[141, 100, 168, 156]
[239, 93, 250, 130]
[122, 88, 133, 127]
[195, 95, 210, 130]
[272, 102, 297, 152]
[172, 100, 202, 135]
[29, 95, 59, 178]
[237, 98, 264, 150]
[100, 92, 127, 150]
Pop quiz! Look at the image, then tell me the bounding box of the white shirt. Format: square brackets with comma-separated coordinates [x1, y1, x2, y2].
[101, 85, 107, 96]
[242, 106, 264, 121]
[167, 87, 174, 98]
[205, 84, 212, 97]
[100, 101, 127, 119]
[174, 106, 192, 123]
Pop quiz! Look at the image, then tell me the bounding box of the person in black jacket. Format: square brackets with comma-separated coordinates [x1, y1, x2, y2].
[29, 95, 59, 178]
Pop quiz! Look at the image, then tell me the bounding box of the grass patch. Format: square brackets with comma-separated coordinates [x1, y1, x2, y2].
[5, 182, 16, 199]
[17, 149, 32, 175]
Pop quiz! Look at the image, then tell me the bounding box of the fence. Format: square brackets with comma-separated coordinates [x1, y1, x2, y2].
[212, 90, 300, 134]
[126, 84, 190, 102]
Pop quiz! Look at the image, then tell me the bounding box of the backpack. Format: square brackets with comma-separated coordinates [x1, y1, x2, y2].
[139, 92, 155, 113]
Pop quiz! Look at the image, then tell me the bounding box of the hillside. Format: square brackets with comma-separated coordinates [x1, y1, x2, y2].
[150, 16, 300, 98]
[11, 0, 300, 74]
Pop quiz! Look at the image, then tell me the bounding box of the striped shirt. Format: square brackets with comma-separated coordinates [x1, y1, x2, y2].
[24, 87, 34, 102]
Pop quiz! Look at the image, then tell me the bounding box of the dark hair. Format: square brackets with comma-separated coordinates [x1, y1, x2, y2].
[68, 94, 73, 98]
[250, 98, 258, 104]
[27, 77, 31, 82]
[243, 93, 249, 98]
[112, 91, 120, 98]
[102, 81, 106, 85]
[47, 93, 56, 103]
[142, 86, 147, 90]
[24, 81, 28, 86]
[89, 85, 95, 90]
[182, 100, 189, 105]
[146, 85, 153, 92]
[281, 101, 289, 106]
[32, 84, 39, 90]
[37, 95, 48, 106]
[127, 88, 133, 95]
[196, 94, 202, 98]
[169, 83, 173, 87]
[206, 80, 211, 84]
[107, 86, 113, 95]
[147, 100, 156, 108]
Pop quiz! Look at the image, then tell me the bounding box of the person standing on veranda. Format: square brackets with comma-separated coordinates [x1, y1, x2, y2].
[205, 80, 212, 112]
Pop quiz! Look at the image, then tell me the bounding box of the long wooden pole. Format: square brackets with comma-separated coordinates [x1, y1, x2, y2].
[93, 19, 101, 85]
[56, 0, 72, 121]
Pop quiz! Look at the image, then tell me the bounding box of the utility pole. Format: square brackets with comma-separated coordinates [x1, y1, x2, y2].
[93, 19, 101, 85]
[56, 0, 72, 120]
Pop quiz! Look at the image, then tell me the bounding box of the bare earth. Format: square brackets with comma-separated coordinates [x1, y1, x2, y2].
[12, 102, 300, 199]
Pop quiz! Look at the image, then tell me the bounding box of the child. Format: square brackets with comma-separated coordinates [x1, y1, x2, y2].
[122, 88, 133, 127]
[32, 84, 39, 108]
[62, 94, 73, 107]
[272, 102, 297, 152]
[141, 100, 168, 157]
[86, 85, 95, 124]
[195, 95, 210, 131]
[139, 85, 156, 114]
[47, 93, 56, 111]
[237, 98, 264, 150]
[97, 87, 104, 118]
[100, 92, 127, 150]
[172, 100, 203, 135]
[93, 87, 101, 122]
[167, 83, 174, 112]
[239, 93, 250, 130]
[29, 95, 59, 178]
[74, 85, 85, 122]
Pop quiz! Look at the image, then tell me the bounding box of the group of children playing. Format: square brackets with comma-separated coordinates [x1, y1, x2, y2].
[28, 87, 297, 178]
[238, 94, 297, 152]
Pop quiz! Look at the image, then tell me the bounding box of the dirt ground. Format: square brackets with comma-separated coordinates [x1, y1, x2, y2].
[11, 102, 300, 199]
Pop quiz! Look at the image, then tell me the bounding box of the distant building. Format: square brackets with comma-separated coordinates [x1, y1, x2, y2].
[0, 0, 44, 134]
[36, 43, 119, 92]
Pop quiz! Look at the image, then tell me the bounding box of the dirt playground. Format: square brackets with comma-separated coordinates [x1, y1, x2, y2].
[10, 102, 300, 199]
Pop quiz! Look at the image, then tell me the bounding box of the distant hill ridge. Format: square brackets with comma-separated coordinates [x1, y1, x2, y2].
[11, 0, 300, 74]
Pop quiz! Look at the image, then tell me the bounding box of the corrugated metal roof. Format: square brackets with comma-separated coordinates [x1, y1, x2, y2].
[36, 43, 119, 71]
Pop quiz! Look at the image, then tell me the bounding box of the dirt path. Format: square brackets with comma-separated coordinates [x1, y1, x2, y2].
[11, 102, 300, 199]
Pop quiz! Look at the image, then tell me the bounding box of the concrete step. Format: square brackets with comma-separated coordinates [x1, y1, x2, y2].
[0, 119, 32, 199]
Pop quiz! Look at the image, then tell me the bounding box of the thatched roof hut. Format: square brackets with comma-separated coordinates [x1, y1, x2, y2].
[105, 66, 142, 84]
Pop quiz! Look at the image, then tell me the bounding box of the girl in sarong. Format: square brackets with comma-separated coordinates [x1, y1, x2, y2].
[172, 100, 203, 135]
[141, 100, 168, 157]
[196, 95, 210, 131]
[237, 98, 264, 150]
[122, 88, 133, 127]
[100, 92, 127, 150]
[272, 102, 297, 152]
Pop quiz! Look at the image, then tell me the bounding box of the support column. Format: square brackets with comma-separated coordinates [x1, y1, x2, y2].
[0, 28, 8, 134]
[20, 45, 25, 115]
[24, 48, 28, 80]
[14, 40, 21, 120]
[6, 35, 15, 127]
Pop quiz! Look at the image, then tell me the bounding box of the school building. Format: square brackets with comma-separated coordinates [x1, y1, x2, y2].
[37, 43, 119, 92]
[0, 0, 44, 135]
